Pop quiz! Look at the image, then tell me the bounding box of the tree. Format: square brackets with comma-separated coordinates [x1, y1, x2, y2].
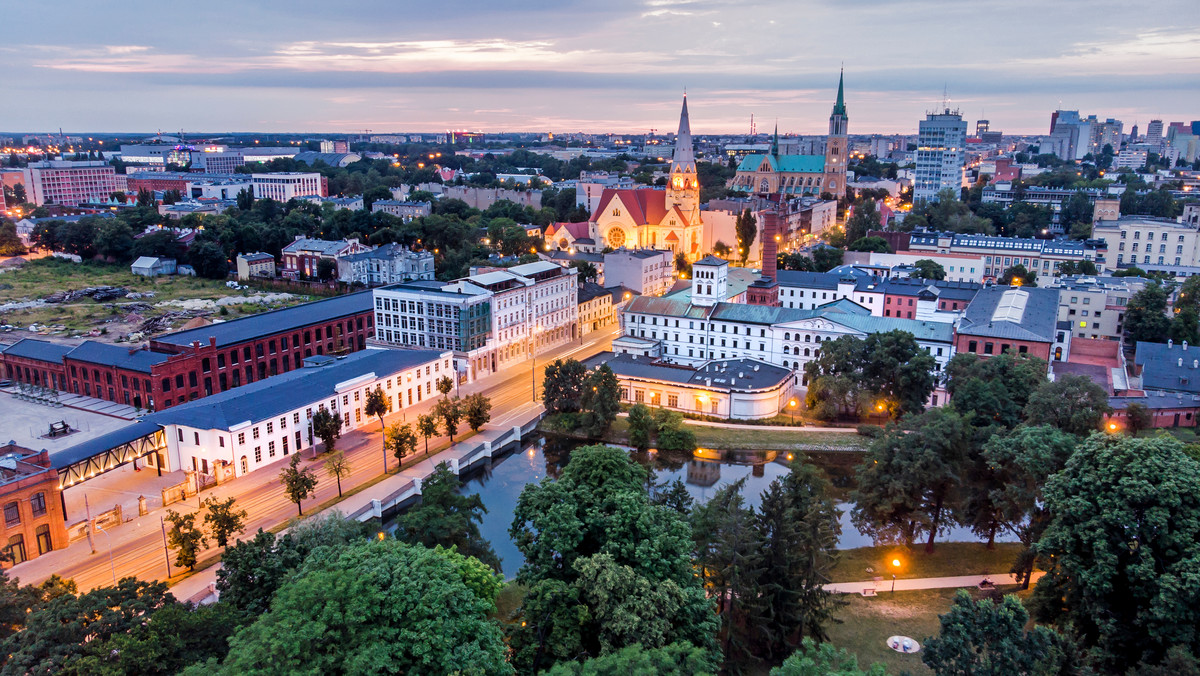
[803, 331, 937, 420]
[851, 408, 971, 552]
[712, 241, 732, 258]
[570, 260, 599, 283]
[1056, 259, 1098, 276]
[315, 257, 337, 281]
[847, 236, 891, 253]
[543, 359, 587, 413]
[396, 462, 501, 570]
[1169, 305, 1200, 346]
[236, 188, 254, 211]
[673, 251, 691, 279]
[923, 591, 1069, 676]
[463, 393, 492, 432]
[508, 445, 717, 672]
[843, 199, 880, 245]
[654, 410, 697, 453]
[1024, 374, 1111, 436]
[94, 221, 136, 262]
[213, 540, 512, 675]
[1033, 434, 1200, 672]
[385, 422, 417, 465]
[912, 259, 946, 281]
[309, 407, 342, 454]
[435, 374, 454, 398]
[1124, 282, 1172, 345]
[1059, 191, 1094, 239]
[364, 384, 390, 470]
[323, 451, 351, 497]
[812, 246, 843, 272]
[416, 413, 439, 454]
[1124, 402, 1153, 435]
[433, 396, 462, 442]
[0, 222, 26, 257]
[164, 510, 208, 570]
[735, 209, 757, 264]
[73, 600, 246, 676]
[579, 364, 621, 437]
[187, 241, 229, 279]
[202, 496, 247, 548]
[771, 638, 887, 676]
[279, 455, 318, 516]
[998, 264, 1036, 286]
[627, 403, 658, 452]
[544, 642, 717, 676]
[947, 352, 1048, 429]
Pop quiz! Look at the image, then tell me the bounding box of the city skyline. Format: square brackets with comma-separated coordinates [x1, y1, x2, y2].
[1, 0, 1198, 135]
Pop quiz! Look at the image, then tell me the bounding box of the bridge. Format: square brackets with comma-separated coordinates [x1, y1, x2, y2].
[52, 420, 166, 489]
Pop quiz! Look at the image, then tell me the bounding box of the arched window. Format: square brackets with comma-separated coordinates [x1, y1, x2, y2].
[815, 335, 823, 343]
[783, 346, 790, 355]
[805, 334, 811, 342]
[804, 348, 811, 357]
[784, 332, 791, 340]
[241, 456, 249, 474]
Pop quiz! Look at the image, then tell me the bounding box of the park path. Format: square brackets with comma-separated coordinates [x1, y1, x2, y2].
[825, 571, 1045, 594]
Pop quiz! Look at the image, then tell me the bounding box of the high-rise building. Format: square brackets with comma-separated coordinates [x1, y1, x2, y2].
[250, 172, 325, 201]
[22, 160, 120, 206]
[1145, 120, 1164, 147]
[914, 109, 967, 204]
[976, 120, 990, 137]
[1129, 123, 1139, 144]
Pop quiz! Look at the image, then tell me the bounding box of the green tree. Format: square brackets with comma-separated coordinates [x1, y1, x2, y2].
[94, 221, 136, 262]
[416, 413, 439, 454]
[309, 407, 342, 454]
[235, 188, 254, 210]
[73, 600, 246, 676]
[1023, 374, 1111, 436]
[315, 257, 337, 281]
[771, 638, 887, 676]
[436, 374, 454, 398]
[946, 352, 1048, 429]
[570, 259, 599, 283]
[0, 222, 25, 257]
[1056, 259, 1099, 276]
[1033, 434, 1200, 672]
[735, 209, 758, 264]
[998, 264, 1036, 286]
[843, 199, 880, 245]
[812, 246, 843, 272]
[214, 540, 511, 675]
[851, 408, 971, 552]
[912, 258, 946, 280]
[323, 450, 351, 497]
[396, 462, 500, 570]
[187, 241, 229, 279]
[543, 359, 587, 413]
[544, 642, 717, 676]
[385, 422, 418, 465]
[847, 236, 891, 253]
[923, 591, 1070, 676]
[463, 393, 492, 432]
[627, 403, 658, 452]
[713, 240, 732, 258]
[433, 396, 462, 442]
[1059, 191, 1094, 239]
[579, 364, 621, 437]
[279, 455, 318, 516]
[364, 384, 390, 470]
[654, 410, 697, 453]
[1169, 305, 1200, 345]
[164, 509, 208, 570]
[803, 331, 936, 420]
[1124, 282, 1172, 345]
[1124, 402, 1153, 435]
[202, 496, 247, 548]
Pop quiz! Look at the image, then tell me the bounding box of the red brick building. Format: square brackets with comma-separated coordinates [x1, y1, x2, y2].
[1, 292, 375, 411]
[0, 444, 68, 566]
[953, 286, 1061, 363]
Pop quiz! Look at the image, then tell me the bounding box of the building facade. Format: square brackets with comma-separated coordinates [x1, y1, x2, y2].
[0, 445, 67, 567]
[236, 252, 276, 280]
[370, 200, 432, 221]
[23, 161, 121, 207]
[603, 248, 675, 296]
[250, 173, 325, 201]
[337, 244, 435, 287]
[1095, 216, 1200, 273]
[914, 110, 968, 203]
[281, 236, 370, 278]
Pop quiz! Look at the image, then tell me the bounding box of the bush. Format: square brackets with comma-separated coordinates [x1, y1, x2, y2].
[856, 424, 884, 438]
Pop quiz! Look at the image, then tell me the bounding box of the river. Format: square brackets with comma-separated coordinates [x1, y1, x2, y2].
[430, 435, 1016, 579]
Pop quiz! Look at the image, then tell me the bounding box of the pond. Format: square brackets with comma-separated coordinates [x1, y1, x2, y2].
[435, 435, 1015, 579]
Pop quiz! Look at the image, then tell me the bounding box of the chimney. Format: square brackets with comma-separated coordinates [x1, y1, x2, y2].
[1169, 339, 1174, 348]
[760, 207, 780, 283]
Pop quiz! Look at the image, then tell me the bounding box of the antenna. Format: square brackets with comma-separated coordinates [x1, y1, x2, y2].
[750, 113, 756, 137]
[941, 84, 948, 111]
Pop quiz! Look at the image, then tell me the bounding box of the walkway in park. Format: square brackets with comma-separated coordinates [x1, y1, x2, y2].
[825, 571, 1046, 595]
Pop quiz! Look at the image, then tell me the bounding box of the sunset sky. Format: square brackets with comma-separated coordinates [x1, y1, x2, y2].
[2, 0, 1197, 136]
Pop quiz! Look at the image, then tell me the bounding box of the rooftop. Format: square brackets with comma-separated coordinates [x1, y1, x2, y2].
[589, 352, 793, 392]
[956, 286, 1060, 342]
[1134, 341, 1200, 394]
[155, 290, 374, 348]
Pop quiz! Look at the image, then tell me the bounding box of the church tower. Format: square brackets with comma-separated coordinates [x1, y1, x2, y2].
[823, 70, 849, 197]
[667, 95, 700, 223]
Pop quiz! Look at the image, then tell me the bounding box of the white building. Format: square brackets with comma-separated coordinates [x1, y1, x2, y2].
[372, 261, 579, 382]
[603, 248, 675, 296]
[576, 171, 635, 212]
[154, 348, 448, 479]
[370, 200, 432, 221]
[1095, 216, 1200, 273]
[250, 173, 324, 201]
[904, 231, 1107, 283]
[337, 244, 435, 287]
[187, 179, 252, 201]
[914, 109, 968, 203]
[1115, 149, 1148, 170]
[23, 160, 121, 207]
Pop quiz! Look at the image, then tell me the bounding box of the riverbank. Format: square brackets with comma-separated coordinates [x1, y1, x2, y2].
[540, 414, 870, 452]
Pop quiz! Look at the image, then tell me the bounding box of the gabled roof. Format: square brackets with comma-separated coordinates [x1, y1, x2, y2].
[956, 286, 1059, 342]
[131, 256, 165, 268]
[65, 341, 169, 373]
[591, 189, 671, 226]
[547, 221, 590, 240]
[0, 339, 73, 364]
[156, 291, 374, 348]
[1135, 342, 1200, 394]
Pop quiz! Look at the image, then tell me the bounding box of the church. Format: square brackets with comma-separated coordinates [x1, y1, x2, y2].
[586, 95, 706, 259]
[730, 72, 849, 197]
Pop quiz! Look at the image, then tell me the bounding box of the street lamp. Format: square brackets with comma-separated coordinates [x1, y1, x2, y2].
[891, 557, 901, 593]
[531, 324, 544, 402]
[95, 523, 116, 585]
[788, 398, 798, 424]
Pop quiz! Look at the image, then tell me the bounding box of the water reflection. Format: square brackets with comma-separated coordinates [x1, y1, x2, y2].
[452, 435, 1014, 579]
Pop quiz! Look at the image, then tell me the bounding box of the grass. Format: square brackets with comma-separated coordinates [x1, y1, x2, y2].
[827, 587, 956, 675]
[831, 542, 1028, 583]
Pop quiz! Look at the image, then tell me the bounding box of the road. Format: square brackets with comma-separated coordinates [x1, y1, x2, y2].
[13, 324, 618, 592]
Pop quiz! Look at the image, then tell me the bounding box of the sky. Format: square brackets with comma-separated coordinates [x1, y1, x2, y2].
[1, 0, 1198, 136]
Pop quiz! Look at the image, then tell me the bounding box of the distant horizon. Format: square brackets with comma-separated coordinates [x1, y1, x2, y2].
[3, 0, 1197, 136]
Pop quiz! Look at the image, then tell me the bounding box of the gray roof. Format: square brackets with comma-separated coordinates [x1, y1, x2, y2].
[1111, 390, 1200, 410]
[339, 243, 426, 263]
[282, 237, 357, 256]
[776, 270, 845, 290]
[861, 277, 983, 302]
[693, 255, 728, 267]
[156, 291, 373, 348]
[592, 353, 792, 392]
[577, 281, 611, 304]
[956, 286, 1059, 342]
[293, 151, 361, 167]
[0, 339, 73, 363]
[147, 348, 444, 430]
[1135, 341, 1200, 394]
[239, 252, 274, 262]
[65, 341, 170, 373]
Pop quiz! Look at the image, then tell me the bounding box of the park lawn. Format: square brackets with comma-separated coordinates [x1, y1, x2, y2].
[826, 587, 956, 675]
[831, 542, 1028, 583]
[600, 416, 869, 452]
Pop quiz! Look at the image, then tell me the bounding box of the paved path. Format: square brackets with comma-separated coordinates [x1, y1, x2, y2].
[825, 571, 1045, 594]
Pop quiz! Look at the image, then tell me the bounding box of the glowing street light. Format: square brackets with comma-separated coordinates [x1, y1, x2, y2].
[891, 557, 901, 593]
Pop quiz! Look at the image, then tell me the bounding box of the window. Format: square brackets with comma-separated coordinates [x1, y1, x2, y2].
[238, 432, 246, 445]
[194, 431, 200, 445]
[266, 422, 273, 434]
[269, 441, 276, 458]
[3, 502, 19, 527]
[30, 492, 46, 517]
[35, 525, 51, 555]
[252, 427, 260, 440]
[254, 447, 262, 463]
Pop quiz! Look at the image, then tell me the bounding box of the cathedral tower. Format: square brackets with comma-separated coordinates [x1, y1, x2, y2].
[823, 70, 849, 197]
[667, 95, 699, 222]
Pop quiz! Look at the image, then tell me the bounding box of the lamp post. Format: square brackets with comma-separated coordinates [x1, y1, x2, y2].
[891, 557, 901, 594]
[96, 523, 116, 585]
[788, 398, 798, 425]
[530, 324, 543, 403]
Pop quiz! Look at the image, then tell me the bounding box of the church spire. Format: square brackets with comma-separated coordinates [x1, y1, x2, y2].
[672, 94, 695, 167]
[832, 68, 847, 117]
[771, 122, 779, 157]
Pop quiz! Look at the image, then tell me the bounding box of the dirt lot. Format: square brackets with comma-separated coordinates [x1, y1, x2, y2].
[0, 258, 311, 345]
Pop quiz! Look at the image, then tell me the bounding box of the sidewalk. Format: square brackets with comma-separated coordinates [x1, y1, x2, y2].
[824, 571, 1045, 594]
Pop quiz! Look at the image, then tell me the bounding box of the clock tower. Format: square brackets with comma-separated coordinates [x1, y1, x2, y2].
[667, 95, 699, 222]
[823, 69, 849, 198]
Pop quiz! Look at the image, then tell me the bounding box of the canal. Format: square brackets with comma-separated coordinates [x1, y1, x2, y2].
[410, 435, 1016, 579]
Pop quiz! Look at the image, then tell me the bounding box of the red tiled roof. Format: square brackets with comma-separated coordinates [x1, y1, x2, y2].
[547, 221, 590, 239]
[592, 188, 669, 226]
